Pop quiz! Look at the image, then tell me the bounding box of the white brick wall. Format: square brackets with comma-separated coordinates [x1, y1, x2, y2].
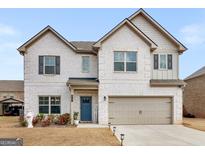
[24, 16, 183, 125]
[98, 23, 182, 124]
[24, 31, 97, 115]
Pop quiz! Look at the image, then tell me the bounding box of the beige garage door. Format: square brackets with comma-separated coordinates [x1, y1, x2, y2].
[109, 97, 172, 125]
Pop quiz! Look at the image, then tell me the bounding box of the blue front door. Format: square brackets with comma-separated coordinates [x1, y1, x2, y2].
[80, 96, 92, 121]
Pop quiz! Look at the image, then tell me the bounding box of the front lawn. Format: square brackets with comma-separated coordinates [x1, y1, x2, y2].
[183, 118, 205, 131]
[0, 117, 120, 146]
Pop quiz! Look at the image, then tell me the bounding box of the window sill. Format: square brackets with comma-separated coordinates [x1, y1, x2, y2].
[41, 74, 59, 76]
[113, 71, 138, 74]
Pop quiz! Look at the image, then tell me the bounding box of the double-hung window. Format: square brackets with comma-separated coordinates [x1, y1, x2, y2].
[39, 96, 61, 114]
[154, 53, 172, 70]
[39, 96, 49, 114]
[114, 51, 137, 72]
[82, 56, 90, 73]
[39, 56, 60, 75]
[44, 56, 56, 74]
[159, 54, 167, 70]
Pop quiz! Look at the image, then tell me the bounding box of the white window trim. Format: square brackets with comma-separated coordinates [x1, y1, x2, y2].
[39, 96, 61, 115]
[43, 56, 56, 75]
[82, 56, 90, 73]
[114, 51, 137, 72]
[159, 53, 167, 70]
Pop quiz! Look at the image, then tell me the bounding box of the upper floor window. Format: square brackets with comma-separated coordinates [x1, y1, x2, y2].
[114, 51, 137, 72]
[159, 54, 167, 69]
[39, 56, 60, 75]
[154, 54, 172, 70]
[82, 56, 90, 73]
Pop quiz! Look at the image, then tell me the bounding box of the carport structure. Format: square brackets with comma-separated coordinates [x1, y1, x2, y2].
[0, 98, 24, 116]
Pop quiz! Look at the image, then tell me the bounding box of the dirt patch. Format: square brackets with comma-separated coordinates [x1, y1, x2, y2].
[0, 116, 120, 146]
[183, 118, 205, 131]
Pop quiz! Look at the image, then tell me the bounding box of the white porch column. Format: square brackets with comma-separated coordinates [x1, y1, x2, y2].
[70, 88, 74, 124]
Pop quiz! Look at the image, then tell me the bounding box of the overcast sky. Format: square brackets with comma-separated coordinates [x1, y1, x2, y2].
[0, 8, 204, 80]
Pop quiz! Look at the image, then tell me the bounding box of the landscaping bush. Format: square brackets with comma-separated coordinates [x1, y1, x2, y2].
[20, 113, 71, 127]
[20, 120, 28, 127]
[37, 113, 44, 121]
[41, 117, 51, 127]
[32, 117, 39, 126]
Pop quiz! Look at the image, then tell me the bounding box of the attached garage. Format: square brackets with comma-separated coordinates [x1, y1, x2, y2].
[108, 97, 172, 125]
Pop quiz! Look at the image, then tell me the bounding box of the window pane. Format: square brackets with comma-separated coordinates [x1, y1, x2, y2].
[39, 106, 49, 114]
[82, 56, 90, 72]
[51, 106, 60, 114]
[51, 97, 60, 105]
[114, 52, 124, 62]
[45, 56, 55, 66]
[126, 52, 136, 62]
[39, 97, 49, 105]
[114, 62, 124, 71]
[160, 55, 167, 69]
[45, 66, 55, 74]
[126, 62, 137, 71]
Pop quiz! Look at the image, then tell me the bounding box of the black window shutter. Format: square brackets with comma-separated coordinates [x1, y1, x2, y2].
[39, 56, 44, 74]
[154, 54, 158, 69]
[56, 56, 60, 74]
[168, 54, 172, 70]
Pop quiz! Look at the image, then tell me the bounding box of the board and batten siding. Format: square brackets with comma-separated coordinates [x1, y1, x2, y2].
[131, 14, 179, 80]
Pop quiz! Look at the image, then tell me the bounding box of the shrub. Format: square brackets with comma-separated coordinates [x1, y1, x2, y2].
[41, 118, 51, 127]
[32, 117, 39, 126]
[62, 113, 71, 124]
[37, 113, 44, 121]
[20, 120, 28, 127]
[73, 112, 79, 120]
[53, 113, 71, 125]
[53, 115, 60, 124]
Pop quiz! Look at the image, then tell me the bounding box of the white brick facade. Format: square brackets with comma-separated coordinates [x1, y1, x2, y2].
[21, 10, 185, 125]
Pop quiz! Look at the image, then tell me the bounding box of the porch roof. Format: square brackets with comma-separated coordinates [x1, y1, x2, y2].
[0, 98, 24, 104]
[67, 78, 99, 87]
[150, 79, 186, 87]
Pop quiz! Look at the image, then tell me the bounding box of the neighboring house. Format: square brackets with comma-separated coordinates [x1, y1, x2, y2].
[0, 80, 24, 115]
[183, 66, 205, 118]
[17, 9, 186, 125]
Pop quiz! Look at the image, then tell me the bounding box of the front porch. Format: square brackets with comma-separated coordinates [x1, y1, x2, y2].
[67, 78, 99, 124]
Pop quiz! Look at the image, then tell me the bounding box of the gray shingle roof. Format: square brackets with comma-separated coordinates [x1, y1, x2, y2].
[71, 41, 96, 51]
[0, 80, 24, 92]
[185, 66, 205, 80]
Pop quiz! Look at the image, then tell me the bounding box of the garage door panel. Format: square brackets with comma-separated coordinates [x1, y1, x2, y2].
[108, 97, 172, 125]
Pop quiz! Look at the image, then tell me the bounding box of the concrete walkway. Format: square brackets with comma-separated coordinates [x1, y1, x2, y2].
[112, 125, 205, 146]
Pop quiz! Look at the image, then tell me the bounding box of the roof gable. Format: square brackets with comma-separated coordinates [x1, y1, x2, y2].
[18, 26, 97, 55]
[128, 9, 187, 53]
[18, 26, 77, 54]
[93, 18, 158, 51]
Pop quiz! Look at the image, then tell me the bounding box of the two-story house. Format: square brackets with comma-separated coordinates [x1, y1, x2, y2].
[17, 9, 187, 125]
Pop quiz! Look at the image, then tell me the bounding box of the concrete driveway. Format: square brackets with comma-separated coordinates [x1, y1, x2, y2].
[113, 125, 205, 146]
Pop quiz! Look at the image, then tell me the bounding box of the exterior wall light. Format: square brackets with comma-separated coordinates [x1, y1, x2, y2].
[112, 126, 116, 136]
[103, 96, 106, 101]
[120, 134, 125, 146]
[108, 122, 111, 129]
